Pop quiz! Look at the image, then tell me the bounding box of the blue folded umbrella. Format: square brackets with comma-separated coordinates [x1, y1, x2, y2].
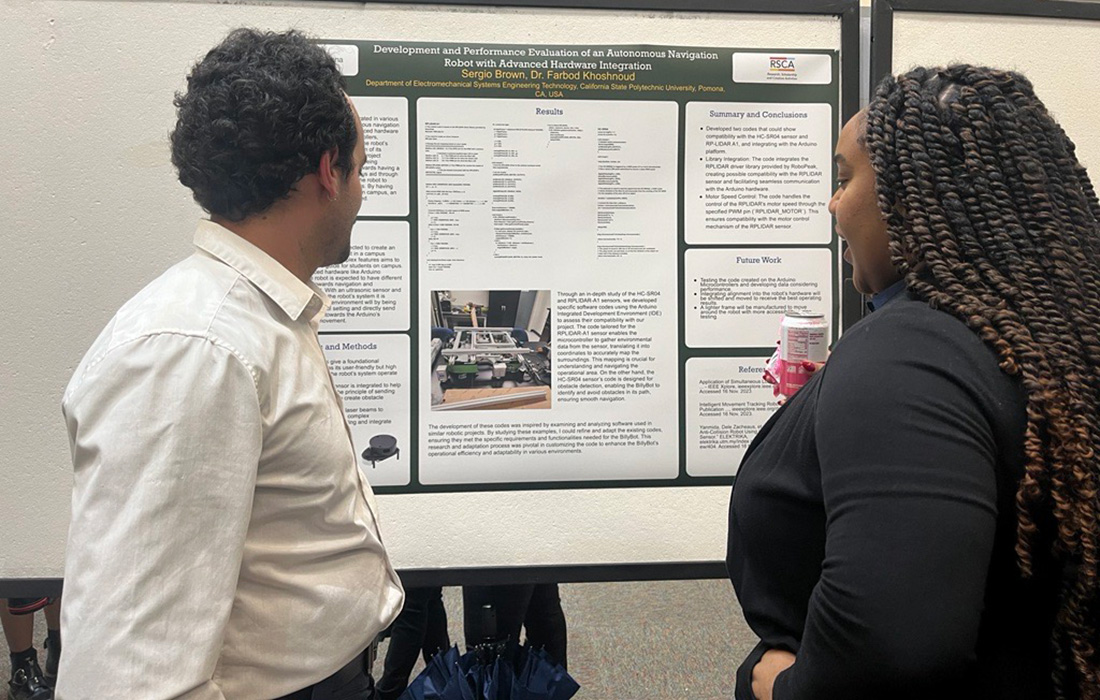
[400, 643, 579, 700]
[400, 645, 467, 700]
[512, 647, 580, 700]
[484, 655, 514, 700]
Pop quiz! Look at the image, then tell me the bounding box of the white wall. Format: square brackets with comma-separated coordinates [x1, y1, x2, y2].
[891, 11, 1100, 173]
[0, 0, 840, 577]
[529, 290, 552, 338]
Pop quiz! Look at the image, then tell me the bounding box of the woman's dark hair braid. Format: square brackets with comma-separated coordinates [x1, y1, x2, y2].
[865, 65, 1100, 700]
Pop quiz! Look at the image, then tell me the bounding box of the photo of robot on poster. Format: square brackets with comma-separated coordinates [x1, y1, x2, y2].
[429, 290, 552, 411]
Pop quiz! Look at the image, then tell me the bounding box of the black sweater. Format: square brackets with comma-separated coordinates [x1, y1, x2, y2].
[726, 292, 1063, 699]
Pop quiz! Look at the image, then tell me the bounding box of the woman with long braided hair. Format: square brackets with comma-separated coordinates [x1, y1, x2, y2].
[726, 65, 1100, 700]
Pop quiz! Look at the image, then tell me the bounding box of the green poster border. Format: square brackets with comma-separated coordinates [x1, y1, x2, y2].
[320, 40, 842, 495]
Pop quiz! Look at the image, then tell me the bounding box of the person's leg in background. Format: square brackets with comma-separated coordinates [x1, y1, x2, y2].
[422, 587, 449, 661]
[523, 583, 568, 669]
[462, 585, 534, 648]
[376, 587, 448, 700]
[1, 601, 52, 700]
[42, 599, 60, 689]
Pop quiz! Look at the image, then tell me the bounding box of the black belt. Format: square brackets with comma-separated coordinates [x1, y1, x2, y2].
[274, 648, 371, 700]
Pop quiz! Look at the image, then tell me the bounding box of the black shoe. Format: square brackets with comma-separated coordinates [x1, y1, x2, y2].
[41, 635, 60, 689]
[7, 651, 52, 700]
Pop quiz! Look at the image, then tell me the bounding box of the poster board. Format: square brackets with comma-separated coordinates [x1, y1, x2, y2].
[871, 0, 1100, 174]
[0, 0, 858, 593]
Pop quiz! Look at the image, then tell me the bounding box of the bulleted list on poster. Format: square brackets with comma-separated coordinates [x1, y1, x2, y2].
[684, 248, 833, 348]
[684, 102, 832, 244]
[681, 101, 835, 471]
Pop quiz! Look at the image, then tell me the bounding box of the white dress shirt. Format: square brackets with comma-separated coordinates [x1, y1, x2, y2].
[58, 221, 404, 699]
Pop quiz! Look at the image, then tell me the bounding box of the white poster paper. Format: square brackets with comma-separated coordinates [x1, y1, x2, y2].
[684, 102, 832, 245]
[314, 221, 410, 333]
[417, 97, 680, 485]
[686, 358, 778, 477]
[352, 96, 410, 217]
[685, 247, 833, 348]
[324, 335, 412, 487]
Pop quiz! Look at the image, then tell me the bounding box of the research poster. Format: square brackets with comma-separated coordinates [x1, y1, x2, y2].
[312, 40, 841, 491]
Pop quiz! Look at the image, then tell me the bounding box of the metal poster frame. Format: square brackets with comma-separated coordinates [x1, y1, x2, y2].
[871, 0, 1100, 89]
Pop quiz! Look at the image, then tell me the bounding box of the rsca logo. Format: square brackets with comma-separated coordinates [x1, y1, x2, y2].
[769, 56, 796, 74]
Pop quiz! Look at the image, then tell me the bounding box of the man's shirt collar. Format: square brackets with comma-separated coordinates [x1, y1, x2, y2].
[193, 220, 330, 324]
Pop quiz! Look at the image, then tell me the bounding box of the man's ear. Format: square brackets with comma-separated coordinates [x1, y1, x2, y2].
[317, 147, 341, 200]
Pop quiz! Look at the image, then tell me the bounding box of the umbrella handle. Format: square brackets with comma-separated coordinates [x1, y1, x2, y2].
[471, 604, 499, 645]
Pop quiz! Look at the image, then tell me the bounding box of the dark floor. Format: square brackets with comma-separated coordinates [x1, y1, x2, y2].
[3, 580, 757, 699]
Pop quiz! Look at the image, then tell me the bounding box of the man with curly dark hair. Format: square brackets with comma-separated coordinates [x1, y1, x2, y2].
[58, 29, 403, 699]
